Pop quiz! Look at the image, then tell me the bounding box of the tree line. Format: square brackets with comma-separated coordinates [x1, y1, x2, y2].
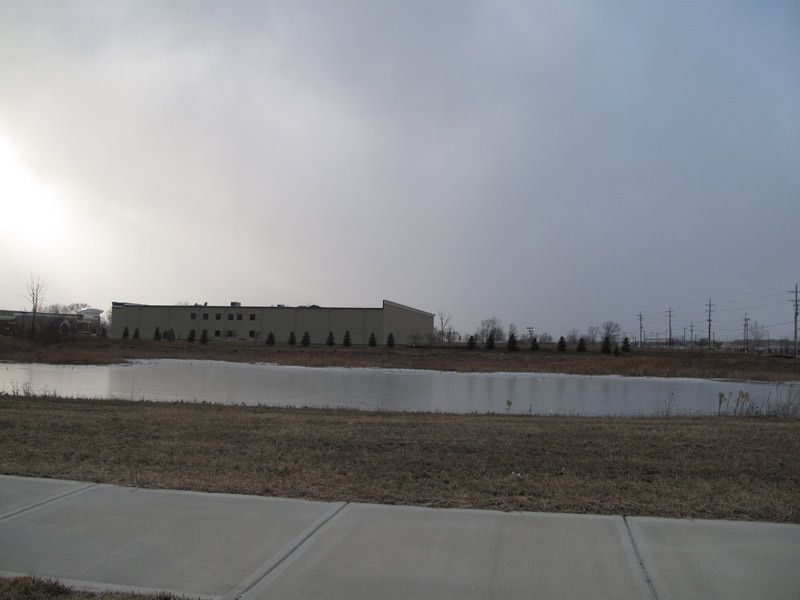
[435, 311, 629, 352]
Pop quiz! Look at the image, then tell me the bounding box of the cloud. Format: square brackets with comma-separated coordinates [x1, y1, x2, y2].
[0, 0, 798, 337]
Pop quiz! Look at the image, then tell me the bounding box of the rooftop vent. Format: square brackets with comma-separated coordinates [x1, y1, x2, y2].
[231, 301, 241, 307]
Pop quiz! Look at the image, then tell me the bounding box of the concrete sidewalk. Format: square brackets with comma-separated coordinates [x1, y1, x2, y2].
[1, 475, 798, 599]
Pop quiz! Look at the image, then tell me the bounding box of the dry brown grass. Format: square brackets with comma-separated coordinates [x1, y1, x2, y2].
[2, 396, 798, 523]
[1, 336, 799, 382]
[0, 577, 178, 600]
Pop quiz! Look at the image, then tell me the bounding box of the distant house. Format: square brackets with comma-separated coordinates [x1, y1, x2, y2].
[111, 299, 434, 346]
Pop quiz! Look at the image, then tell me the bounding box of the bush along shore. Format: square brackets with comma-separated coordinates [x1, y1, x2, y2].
[2, 396, 799, 524]
[1, 336, 799, 382]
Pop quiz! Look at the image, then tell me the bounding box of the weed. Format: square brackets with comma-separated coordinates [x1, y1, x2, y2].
[717, 385, 800, 418]
[0, 576, 180, 599]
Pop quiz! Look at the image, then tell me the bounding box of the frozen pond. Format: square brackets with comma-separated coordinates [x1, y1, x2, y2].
[0, 359, 794, 416]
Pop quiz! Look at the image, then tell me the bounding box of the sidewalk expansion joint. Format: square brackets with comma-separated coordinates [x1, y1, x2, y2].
[0, 482, 99, 522]
[623, 515, 658, 600]
[224, 501, 349, 600]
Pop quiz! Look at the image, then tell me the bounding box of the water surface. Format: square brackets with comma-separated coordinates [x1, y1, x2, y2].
[1, 359, 792, 416]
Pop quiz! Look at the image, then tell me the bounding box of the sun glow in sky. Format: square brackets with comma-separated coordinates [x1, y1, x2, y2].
[0, 136, 68, 251]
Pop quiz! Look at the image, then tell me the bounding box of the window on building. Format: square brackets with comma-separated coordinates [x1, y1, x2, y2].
[190, 313, 196, 320]
[249, 330, 256, 338]
[215, 330, 221, 337]
[227, 330, 234, 337]
[237, 314, 243, 321]
[215, 313, 221, 320]
[249, 314, 255, 321]
[203, 313, 209, 320]
[228, 314, 233, 321]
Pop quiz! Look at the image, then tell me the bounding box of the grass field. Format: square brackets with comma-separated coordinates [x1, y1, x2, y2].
[2, 396, 798, 523]
[1, 336, 799, 382]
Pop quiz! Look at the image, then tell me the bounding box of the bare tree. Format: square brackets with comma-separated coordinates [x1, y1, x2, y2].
[566, 328, 580, 344]
[539, 332, 554, 344]
[750, 321, 767, 347]
[24, 273, 47, 338]
[601, 320, 621, 344]
[44, 302, 89, 314]
[436, 309, 452, 343]
[476, 317, 505, 344]
[586, 326, 600, 344]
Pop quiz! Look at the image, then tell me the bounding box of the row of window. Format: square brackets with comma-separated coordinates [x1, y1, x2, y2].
[190, 313, 256, 321]
[189, 329, 258, 338]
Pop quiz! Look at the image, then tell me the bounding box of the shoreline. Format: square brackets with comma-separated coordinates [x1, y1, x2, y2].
[1, 337, 799, 382]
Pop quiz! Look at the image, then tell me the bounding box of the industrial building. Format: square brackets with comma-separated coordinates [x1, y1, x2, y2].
[111, 300, 434, 346]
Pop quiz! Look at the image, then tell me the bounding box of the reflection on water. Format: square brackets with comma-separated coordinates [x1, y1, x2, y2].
[0, 359, 793, 416]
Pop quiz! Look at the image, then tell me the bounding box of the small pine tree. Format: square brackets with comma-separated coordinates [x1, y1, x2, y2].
[576, 337, 587, 352]
[601, 335, 612, 354]
[343, 330, 351, 347]
[187, 329, 196, 343]
[485, 333, 495, 350]
[622, 337, 632, 352]
[368, 332, 377, 347]
[199, 329, 209, 345]
[613, 345, 621, 356]
[557, 336, 567, 352]
[266, 331, 275, 346]
[122, 325, 130, 339]
[288, 331, 296, 346]
[529, 336, 539, 351]
[133, 327, 140, 340]
[153, 326, 162, 341]
[326, 331, 335, 347]
[301, 331, 310, 346]
[386, 332, 395, 348]
[467, 335, 476, 350]
[507, 332, 518, 351]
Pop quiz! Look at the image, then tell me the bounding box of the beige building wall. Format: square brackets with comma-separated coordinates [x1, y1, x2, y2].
[382, 300, 435, 345]
[111, 300, 431, 346]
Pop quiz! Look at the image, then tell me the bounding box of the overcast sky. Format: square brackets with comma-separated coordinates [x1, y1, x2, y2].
[1, 0, 798, 342]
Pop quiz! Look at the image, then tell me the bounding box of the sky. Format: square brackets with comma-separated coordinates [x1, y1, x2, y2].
[1, 0, 798, 342]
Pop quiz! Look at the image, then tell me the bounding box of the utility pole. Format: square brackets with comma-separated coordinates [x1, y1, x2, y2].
[638, 312, 644, 348]
[792, 284, 799, 358]
[690, 322, 694, 349]
[667, 307, 673, 349]
[707, 299, 714, 350]
[743, 313, 750, 353]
